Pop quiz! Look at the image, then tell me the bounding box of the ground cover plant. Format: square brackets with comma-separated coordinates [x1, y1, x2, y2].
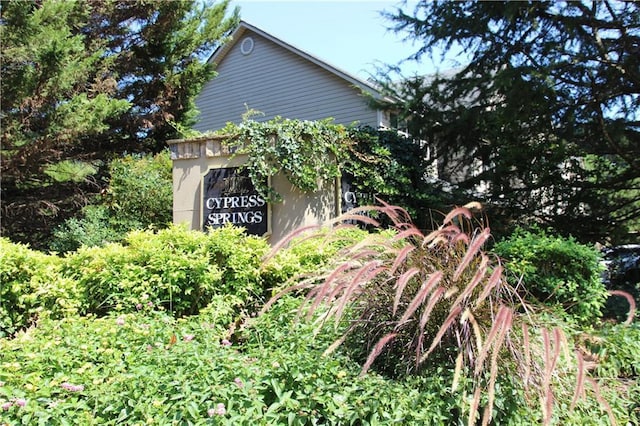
[261, 202, 639, 425]
[1, 208, 638, 425]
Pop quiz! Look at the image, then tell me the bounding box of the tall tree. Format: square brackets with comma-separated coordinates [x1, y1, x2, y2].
[379, 0, 639, 243]
[0, 0, 238, 247]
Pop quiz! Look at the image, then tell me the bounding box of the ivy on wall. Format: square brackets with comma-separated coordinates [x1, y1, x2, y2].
[178, 117, 439, 224]
[219, 117, 349, 202]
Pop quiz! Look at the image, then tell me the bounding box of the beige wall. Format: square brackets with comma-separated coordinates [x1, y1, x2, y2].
[169, 136, 340, 244]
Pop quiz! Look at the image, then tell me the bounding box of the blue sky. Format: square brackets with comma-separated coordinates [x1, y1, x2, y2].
[231, 1, 465, 80]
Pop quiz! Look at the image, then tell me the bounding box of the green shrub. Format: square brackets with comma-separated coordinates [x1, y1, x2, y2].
[50, 205, 126, 253]
[586, 323, 640, 379]
[262, 226, 373, 290]
[50, 151, 173, 252]
[0, 294, 635, 424]
[261, 204, 627, 425]
[493, 226, 608, 324]
[0, 301, 237, 425]
[0, 297, 525, 425]
[0, 238, 82, 338]
[104, 151, 173, 226]
[61, 225, 269, 317]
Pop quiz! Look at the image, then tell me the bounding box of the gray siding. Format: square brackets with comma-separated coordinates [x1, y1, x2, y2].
[194, 31, 380, 131]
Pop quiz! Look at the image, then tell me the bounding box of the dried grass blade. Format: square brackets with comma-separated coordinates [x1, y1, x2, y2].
[522, 323, 531, 390]
[474, 305, 510, 375]
[393, 267, 421, 316]
[549, 327, 562, 375]
[453, 227, 490, 281]
[540, 328, 555, 425]
[451, 254, 489, 308]
[334, 261, 386, 327]
[418, 286, 446, 331]
[443, 206, 473, 225]
[468, 386, 483, 426]
[375, 199, 412, 225]
[475, 265, 503, 306]
[483, 307, 512, 426]
[463, 201, 483, 210]
[308, 262, 356, 316]
[422, 305, 463, 361]
[260, 281, 315, 314]
[451, 351, 464, 392]
[462, 308, 483, 354]
[332, 212, 381, 228]
[393, 227, 425, 242]
[586, 377, 617, 426]
[390, 245, 416, 275]
[422, 228, 443, 247]
[322, 323, 357, 356]
[360, 333, 398, 376]
[398, 271, 443, 326]
[262, 224, 321, 264]
[571, 350, 586, 409]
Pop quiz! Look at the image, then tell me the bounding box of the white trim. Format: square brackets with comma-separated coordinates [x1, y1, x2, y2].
[240, 37, 254, 55]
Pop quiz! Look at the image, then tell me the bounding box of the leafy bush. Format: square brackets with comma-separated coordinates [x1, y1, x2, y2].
[0, 297, 535, 425]
[61, 225, 269, 317]
[1, 247, 637, 425]
[262, 203, 624, 425]
[0, 301, 238, 425]
[493, 226, 608, 323]
[344, 127, 458, 230]
[49, 205, 125, 253]
[50, 151, 173, 252]
[0, 238, 81, 338]
[585, 323, 640, 380]
[104, 151, 173, 226]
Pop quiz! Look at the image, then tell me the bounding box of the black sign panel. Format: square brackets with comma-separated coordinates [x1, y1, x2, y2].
[202, 167, 268, 235]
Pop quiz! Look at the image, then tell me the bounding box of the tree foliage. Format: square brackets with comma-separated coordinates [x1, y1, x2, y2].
[0, 0, 238, 246]
[379, 0, 640, 243]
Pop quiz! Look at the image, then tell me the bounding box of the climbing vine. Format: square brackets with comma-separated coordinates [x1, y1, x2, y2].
[219, 117, 349, 202]
[180, 117, 436, 223]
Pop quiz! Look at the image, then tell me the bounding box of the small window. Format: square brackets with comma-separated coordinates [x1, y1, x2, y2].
[240, 37, 254, 55]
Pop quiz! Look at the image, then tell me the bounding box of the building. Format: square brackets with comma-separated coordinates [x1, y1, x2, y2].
[193, 21, 396, 132]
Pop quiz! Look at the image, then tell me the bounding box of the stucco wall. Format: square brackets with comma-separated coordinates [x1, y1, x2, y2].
[169, 136, 340, 244]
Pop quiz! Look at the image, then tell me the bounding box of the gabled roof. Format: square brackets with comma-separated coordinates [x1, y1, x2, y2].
[209, 21, 393, 101]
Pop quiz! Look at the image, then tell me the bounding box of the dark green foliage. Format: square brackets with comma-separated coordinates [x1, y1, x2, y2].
[216, 119, 458, 226]
[49, 205, 125, 253]
[494, 227, 608, 323]
[378, 0, 640, 243]
[0, 238, 81, 338]
[1, 0, 238, 247]
[587, 323, 640, 380]
[50, 151, 173, 252]
[602, 245, 640, 322]
[345, 126, 462, 230]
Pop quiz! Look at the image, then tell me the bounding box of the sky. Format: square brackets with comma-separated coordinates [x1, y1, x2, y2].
[231, 0, 465, 80]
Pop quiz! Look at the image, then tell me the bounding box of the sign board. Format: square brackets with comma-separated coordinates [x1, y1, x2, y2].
[202, 167, 269, 235]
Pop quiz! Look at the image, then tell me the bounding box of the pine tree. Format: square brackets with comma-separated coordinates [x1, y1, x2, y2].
[0, 0, 238, 247]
